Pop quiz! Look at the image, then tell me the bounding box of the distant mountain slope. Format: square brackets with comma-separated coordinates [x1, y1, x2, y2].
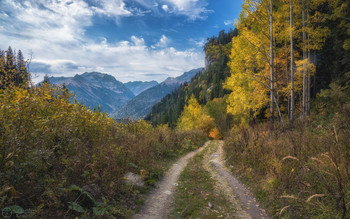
[124, 80, 159, 96]
[115, 68, 203, 119]
[47, 72, 135, 113]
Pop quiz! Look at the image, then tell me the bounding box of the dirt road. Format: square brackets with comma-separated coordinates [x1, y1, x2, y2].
[133, 141, 209, 219]
[134, 140, 269, 219]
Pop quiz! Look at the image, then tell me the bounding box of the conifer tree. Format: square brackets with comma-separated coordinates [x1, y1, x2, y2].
[43, 74, 50, 84]
[5, 46, 15, 74]
[16, 50, 28, 85]
[0, 50, 5, 89]
[0, 46, 30, 89]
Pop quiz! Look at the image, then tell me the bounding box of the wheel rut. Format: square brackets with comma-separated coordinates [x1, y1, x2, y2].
[133, 141, 210, 219]
[204, 141, 270, 219]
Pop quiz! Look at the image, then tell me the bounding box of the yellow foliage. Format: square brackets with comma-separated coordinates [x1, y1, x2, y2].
[177, 95, 215, 135]
[177, 95, 202, 131]
[223, 0, 331, 122]
[0, 84, 208, 216]
[224, 31, 270, 123]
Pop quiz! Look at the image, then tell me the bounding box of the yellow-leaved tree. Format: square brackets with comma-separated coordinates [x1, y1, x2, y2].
[177, 95, 215, 135]
[224, 0, 330, 125]
[224, 1, 272, 124]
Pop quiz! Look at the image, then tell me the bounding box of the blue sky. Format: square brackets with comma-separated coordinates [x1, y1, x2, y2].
[0, 0, 243, 83]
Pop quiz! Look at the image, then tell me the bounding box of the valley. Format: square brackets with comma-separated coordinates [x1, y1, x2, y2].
[1, 0, 349, 218]
[45, 68, 202, 119]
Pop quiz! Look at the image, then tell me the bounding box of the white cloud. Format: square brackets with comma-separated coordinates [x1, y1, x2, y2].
[162, 4, 169, 12]
[96, 66, 105, 72]
[129, 7, 152, 16]
[224, 20, 235, 26]
[71, 36, 203, 82]
[164, 0, 213, 20]
[0, 0, 204, 83]
[189, 38, 205, 47]
[166, 0, 194, 11]
[131, 36, 146, 46]
[1, 0, 93, 45]
[0, 11, 9, 17]
[93, 35, 200, 75]
[25, 35, 204, 83]
[93, 0, 131, 17]
[133, 0, 158, 9]
[155, 35, 170, 47]
[125, 0, 212, 20]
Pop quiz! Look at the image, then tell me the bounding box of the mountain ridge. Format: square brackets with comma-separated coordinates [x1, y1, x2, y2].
[124, 80, 159, 96]
[115, 68, 204, 119]
[46, 72, 134, 113]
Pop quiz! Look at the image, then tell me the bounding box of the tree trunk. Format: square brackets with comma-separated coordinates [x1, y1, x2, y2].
[290, 0, 295, 125]
[307, 0, 311, 116]
[302, 0, 307, 120]
[274, 95, 285, 127]
[286, 44, 290, 118]
[274, 36, 279, 122]
[270, 0, 275, 129]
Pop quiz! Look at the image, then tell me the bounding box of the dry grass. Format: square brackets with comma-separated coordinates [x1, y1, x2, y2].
[224, 104, 350, 218]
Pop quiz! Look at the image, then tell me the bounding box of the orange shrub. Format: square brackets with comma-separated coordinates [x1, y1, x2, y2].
[209, 128, 221, 140]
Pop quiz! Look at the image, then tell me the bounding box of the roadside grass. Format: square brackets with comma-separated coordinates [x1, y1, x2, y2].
[224, 110, 350, 218]
[170, 142, 237, 218]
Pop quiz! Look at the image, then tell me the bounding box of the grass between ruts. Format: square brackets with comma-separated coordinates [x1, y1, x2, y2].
[169, 142, 237, 218]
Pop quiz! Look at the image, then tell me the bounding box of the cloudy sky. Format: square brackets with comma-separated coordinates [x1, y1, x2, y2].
[0, 0, 243, 83]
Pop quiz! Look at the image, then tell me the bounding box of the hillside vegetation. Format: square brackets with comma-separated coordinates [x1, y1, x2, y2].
[146, 30, 236, 135]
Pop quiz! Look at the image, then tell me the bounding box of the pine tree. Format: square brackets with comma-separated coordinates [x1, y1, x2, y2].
[0, 46, 30, 89]
[5, 46, 15, 74]
[16, 50, 28, 85]
[0, 50, 5, 89]
[43, 74, 50, 84]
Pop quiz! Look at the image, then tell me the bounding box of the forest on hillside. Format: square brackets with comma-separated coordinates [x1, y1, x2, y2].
[1, 0, 350, 218]
[145, 29, 236, 131]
